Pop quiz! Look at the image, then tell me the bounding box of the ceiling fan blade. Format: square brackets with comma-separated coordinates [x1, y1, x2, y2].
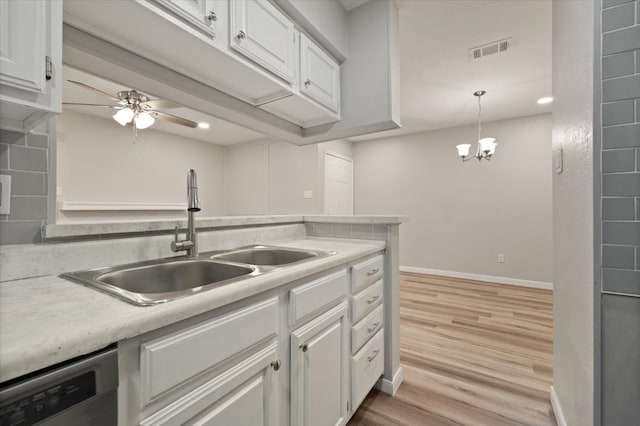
[67, 80, 119, 101]
[142, 99, 181, 109]
[153, 111, 198, 128]
[63, 102, 117, 108]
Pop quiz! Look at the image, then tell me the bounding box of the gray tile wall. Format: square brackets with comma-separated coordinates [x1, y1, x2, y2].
[598, 2, 640, 425]
[600, 0, 640, 296]
[0, 129, 49, 245]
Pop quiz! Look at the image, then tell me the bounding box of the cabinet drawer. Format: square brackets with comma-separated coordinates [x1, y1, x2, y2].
[351, 279, 383, 324]
[289, 270, 347, 324]
[351, 304, 383, 355]
[140, 298, 278, 404]
[351, 329, 384, 410]
[351, 256, 384, 293]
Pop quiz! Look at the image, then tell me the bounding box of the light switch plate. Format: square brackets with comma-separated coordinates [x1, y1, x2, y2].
[553, 149, 563, 174]
[303, 190, 313, 199]
[0, 175, 11, 214]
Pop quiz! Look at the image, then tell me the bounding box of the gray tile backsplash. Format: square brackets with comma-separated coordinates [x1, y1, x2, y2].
[603, 124, 640, 148]
[603, 173, 640, 195]
[602, 74, 640, 102]
[9, 145, 47, 172]
[602, 51, 635, 79]
[602, 100, 635, 125]
[602, 2, 636, 32]
[0, 221, 43, 245]
[602, 149, 635, 172]
[0, 130, 49, 245]
[603, 26, 640, 55]
[8, 197, 47, 221]
[603, 197, 636, 220]
[603, 244, 636, 268]
[599, 2, 640, 298]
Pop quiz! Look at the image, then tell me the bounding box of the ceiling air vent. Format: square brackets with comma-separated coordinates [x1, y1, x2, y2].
[469, 38, 511, 60]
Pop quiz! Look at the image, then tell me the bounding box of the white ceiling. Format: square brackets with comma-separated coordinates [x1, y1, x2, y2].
[62, 66, 265, 146]
[62, 0, 552, 145]
[349, 0, 552, 141]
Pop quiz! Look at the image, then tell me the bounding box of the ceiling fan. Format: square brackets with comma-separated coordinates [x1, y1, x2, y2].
[63, 80, 198, 130]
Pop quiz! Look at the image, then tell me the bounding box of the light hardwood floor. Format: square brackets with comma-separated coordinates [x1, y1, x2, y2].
[349, 272, 556, 426]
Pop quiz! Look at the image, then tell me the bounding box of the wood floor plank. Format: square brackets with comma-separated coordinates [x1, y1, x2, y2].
[348, 273, 556, 426]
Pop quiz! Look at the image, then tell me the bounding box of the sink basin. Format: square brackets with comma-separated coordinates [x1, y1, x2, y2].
[61, 259, 256, 306]
[210, 245, 327, 266]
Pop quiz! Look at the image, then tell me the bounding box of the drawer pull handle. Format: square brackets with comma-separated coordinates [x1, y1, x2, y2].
[367, 322, 380, 333]
[367, 268, 380, 276]
[367, 349, 380, 362]
[270, 360, 281, 371]
[366, 295, 380, 304]
[300, 344, 309, 352]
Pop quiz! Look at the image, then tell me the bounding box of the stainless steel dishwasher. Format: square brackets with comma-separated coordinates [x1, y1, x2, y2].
[0, 345, 118, 425]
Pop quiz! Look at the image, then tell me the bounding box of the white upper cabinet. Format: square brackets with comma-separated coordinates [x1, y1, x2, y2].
[153, 0, 218, 38]
[0, 0, 61, 131]
[299, 33, 340, 113]
[230, 0, 296, 84]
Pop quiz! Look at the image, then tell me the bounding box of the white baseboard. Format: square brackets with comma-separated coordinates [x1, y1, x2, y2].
[376, 367, 403, 396]
[400, 266, 553, 290]
[550, 386, 567, 426]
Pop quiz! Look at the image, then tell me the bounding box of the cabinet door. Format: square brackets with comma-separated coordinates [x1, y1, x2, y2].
[153, 0, 217, 37]
[0, 0, 46, 94]
[230, 0, 296, 84]
[291, 302, 349, 426]
[299, 33, 340, 113]
[141, 343, 280, 426]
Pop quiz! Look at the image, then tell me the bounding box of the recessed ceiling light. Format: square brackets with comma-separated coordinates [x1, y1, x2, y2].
[198, 122, 210, 129]
[537, 97, 553, 105]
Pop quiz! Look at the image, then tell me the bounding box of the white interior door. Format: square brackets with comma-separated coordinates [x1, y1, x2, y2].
[324, 153, 353, 215]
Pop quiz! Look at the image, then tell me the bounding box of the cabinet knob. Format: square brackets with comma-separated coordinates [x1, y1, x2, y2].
[207, 11, 217, 21]
[270, 360, 281, 371]
[237, 30, 246, 40]
[304, 79, 311, 87]
[301, 344, 308, 352]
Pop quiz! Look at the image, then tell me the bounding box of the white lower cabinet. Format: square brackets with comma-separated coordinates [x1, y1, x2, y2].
[140, 343, 278, 426]
[119, 255, 386, 426]
[291, 302, 349, 426]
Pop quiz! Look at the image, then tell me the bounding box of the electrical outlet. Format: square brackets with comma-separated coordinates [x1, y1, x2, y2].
[0, 175, 11, 215]
[497, 253, 505, 263]
[303, 190, 313, 199]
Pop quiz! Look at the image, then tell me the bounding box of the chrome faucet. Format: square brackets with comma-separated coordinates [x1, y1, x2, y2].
[171, 169, 201, 257]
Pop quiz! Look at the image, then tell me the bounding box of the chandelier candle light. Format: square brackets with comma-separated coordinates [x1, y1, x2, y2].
[456, 90, 497, 162]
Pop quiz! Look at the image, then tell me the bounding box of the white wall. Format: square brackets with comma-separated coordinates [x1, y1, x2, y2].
[354, 114, 552, 283]
[57, 110, 226, 222]
[551, 0, 594, 424]
[225, 139, 353, 215]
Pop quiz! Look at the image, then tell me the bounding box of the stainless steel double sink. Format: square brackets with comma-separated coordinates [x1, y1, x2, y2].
[61, 245, 334, 306]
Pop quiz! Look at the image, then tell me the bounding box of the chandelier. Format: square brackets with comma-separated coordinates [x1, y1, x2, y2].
[456, 90, 497, 162]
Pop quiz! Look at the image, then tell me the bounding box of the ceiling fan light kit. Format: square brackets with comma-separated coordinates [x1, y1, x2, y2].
[456, 90, 497, 162]
[63, 80, 198, 135]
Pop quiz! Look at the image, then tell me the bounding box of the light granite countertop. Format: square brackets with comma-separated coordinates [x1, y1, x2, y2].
[0, 238, 385, 383]
[44, 215, 407, 239]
